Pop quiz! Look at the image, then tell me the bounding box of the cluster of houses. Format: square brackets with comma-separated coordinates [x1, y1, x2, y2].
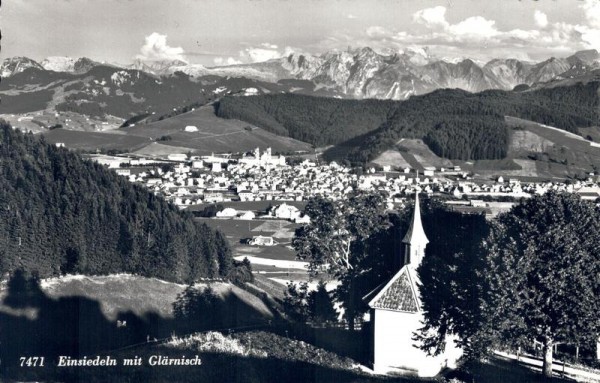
[213, 203, 310, 223]
[88, 148, 600, 213]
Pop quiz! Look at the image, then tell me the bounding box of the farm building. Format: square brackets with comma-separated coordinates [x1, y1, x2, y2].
[249, 236, 276, 246]
[168, 153, 188, 161]
[365, 193, 461, 377]
[576, 185, 600, 201]
[237, 211, 255, 220]
[216, 208, 237, 218]
[269, 203, 302, 220]
[294, 214, 310, 224]
[192, 160, 204, 169]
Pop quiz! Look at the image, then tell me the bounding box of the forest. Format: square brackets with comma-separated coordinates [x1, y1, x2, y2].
[216, 82, 599, 165]
[0, 123, 235, 284]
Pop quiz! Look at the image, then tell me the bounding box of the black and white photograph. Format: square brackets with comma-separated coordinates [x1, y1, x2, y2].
[1, 0, 600, 381]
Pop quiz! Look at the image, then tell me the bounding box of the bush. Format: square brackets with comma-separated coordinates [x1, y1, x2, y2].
[173, 285, 221, 327]
[167, 331, 267, 357]
[227, 258, 254, 285]
[283, 281, 338, 325]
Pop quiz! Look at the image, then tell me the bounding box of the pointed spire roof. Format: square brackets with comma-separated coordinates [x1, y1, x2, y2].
[402, 192, 429, 245]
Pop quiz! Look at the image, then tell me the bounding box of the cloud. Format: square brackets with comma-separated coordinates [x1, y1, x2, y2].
[579, 0, 600, 49]
[242, 48, 283, 62]
[581, 0, 600, 28]
[413, 6, 448, 29]
[449, 16, 498, 39]
[366, 26, 391, 39]
[136, 32, 187, 62]
[351, 4, 600, 62]
[238, 45, 295, 63]
[534, 10, 549, 28]
[260, 43, 278, 49]
[214, 57, 243, 66]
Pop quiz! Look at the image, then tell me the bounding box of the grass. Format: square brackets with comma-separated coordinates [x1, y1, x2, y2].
[42, 129, 151, 151]
[579, 126, 600, 143]
[472, 158, 522, 171]
[196, 218, 300, 261]
[506, 116, 600, 176]
[369, 119, 600, 181]
[195, 216, 310, 293]
[30, 274, 273, 321]
[0, 89, 54, 113]
[508, 129, 554, 155]
[123, 106, 312, 155]
[187, 200, 307, 213]
[396, 139, 454, 169]
[370, 149, 412, 169]
[2, 274, 590, 383]
[132, 142, 199, 157]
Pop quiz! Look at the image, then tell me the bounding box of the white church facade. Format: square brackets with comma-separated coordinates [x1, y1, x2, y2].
[365, 193, 462, 377]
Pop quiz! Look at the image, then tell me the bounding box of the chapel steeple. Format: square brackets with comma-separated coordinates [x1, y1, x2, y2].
[402, 192, 429, 267]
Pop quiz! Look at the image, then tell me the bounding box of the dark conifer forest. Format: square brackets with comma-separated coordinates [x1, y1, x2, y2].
[216, 82, 599, 164]
[0, 123, 233, 283]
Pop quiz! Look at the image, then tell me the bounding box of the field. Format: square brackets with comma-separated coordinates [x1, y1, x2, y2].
[197, 217, 313, 287]
[14, 104, 313, 156]
[42, 128, 151, 151]
[506, 116, 600, 177]
[123, 105, 312, 155]
[370, 118, 600, 181]
[188, 200, 307, 213]
[371, 149, 412, 169]
[509, 129, 554, 155]
[0, 274, 273, 322]
[579, 126, 600, 143]
[371, 139, 456, 171]
[3, 109, 124, 133]
[132, 141, 198, 157]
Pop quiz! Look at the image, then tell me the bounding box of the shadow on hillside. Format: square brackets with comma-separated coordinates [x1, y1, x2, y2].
[0, 271, 271, 380]
[321, 129, 381, 164]
[0, 272, 380, 383]
[268, 322, 371, 366]
[0, 272, 573, 383]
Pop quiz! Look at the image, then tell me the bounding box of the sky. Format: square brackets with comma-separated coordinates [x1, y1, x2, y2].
[2, 0, 600, 66]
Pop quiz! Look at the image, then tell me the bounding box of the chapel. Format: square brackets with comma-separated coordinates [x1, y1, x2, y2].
[365, 193, 462, 376]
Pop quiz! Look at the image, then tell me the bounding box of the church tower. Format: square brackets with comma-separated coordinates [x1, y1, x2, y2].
[402, 192, 428, 267]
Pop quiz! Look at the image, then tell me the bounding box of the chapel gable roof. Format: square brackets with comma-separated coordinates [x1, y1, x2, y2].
[367, 266, 421, 313]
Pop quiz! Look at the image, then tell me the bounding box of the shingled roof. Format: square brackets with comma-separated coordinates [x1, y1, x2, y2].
[368, 266, 420, 313]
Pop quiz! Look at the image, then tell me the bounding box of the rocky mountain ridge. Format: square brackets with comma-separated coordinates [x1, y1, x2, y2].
[2, 48, 599, 102]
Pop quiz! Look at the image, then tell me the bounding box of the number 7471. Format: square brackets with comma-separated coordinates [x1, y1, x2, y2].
[20, 356, 45, 367]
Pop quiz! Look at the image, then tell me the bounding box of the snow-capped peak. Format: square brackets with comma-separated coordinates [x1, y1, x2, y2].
[41, 56, 77, 72]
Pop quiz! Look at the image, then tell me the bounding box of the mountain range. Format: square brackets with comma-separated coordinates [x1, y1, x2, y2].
[3, 48, 600, 100]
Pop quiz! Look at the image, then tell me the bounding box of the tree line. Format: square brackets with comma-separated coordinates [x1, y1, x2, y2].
[215, 82, 599, 165]
[0, 123, 238, 284]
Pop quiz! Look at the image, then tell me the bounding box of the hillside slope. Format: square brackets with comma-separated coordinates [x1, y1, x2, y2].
[124, 105, 312, 155]
[216, 81, 600, 165]
[0, 124, 233, 283]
